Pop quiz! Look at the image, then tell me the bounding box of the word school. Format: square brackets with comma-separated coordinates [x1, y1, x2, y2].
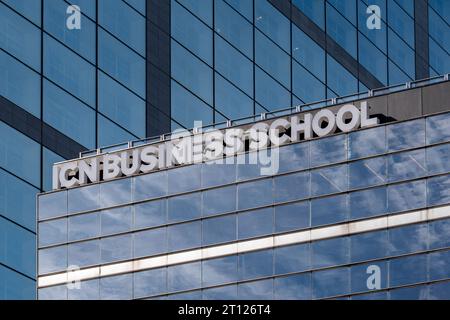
[53, 102, 378, 190]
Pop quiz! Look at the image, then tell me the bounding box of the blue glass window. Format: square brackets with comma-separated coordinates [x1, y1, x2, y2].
[278, 142, 310, 173]
[68, 239, 100, 267]
[2, 0, 41, 25]
[238, 207, 273, 240]
[275, 273, 312, 300]
[274, 201, 310, 232]
[99, 0, 145, 55]
[38, 285, 66, 300]
[292, 25, 325, 81]
[351, 229, 388, 262]
[388, 30, 415, 79]
[312, 237, 350, 268]
[68, 279, 99, 300]
[215, 0, 252, 58]
[255, 0, 290, 51]
[0, 169, 38, 231]
[326, 4, 357, 58]
[387, 119, 425, 152]
[311, 193, 349, 226]
[168, 192, 201, 222]
[44, 80, 96, 149]
[133, 171, 168, 201]
[68, 184, 100, 214]
[215, 35, 253, 97]
[203, 214, 236, 245]
[177, 0, 212, 26]
[171, 80, 214, 128]
[255, 30, 290, 89]
[100, 274, 132, 300]
[349, 157, 387, 189]
[238, 279, 273, 299]
[292, 0, 325, 29]
[134, 199, 167, 229]
[168, 221, 201, 251]
[134, 268, 167, 298]
[388, 149, 427, 182]
[313, 267, 350, 299]
[311, 164, 348, 197]
[68, 212, 100, 241]
[388, 0, 414, 47]
[99, 179, 132, 207]
[429, 219, 450, 250]
[98, 71, 146, 138]
[98, 115, 137, 147]
[255, 67, 291, 111]
[98, 29, 145, 98]
[224, 0, 252, 21]
[428, 174, 450, 206]
[327, 55, 358, 96]
[292, 61, 326, 103]
[201, 161, 236, 188]
[0, 50, 40, 117]
[39, 218, 67, 247]
[0, 265, 35, 300]
[388, 180, 426, 213]
[100, 234, 132, 264]
[101, 206, 132, 235]
[390, 285, 429, 300]
[168, 261, 201, 292]
[203, 255, 238, 287]
[44, 34, 96, 107]
[389, 254, 428, 287]
[349, 126, 386, 159]
[427, 113, 450, 145]
[0, 3, 41, 70]
[133, 227, 167, 258]
[351, 261, 388, 293]
[203, 185, 236, 217]
[44, 0, 96, 63]
[350, 186, 387, 219]
[168, 165, 201, 194]
[39, 245, 67, 274]
[311, 134, 347, 166]
[358, 34, 388, 85]
[38, 191, 67, 220]
[429, 281, 450, 300]
[203, 284, 238, 300]
[172, 40, 213, 105]
[239, 249, 273, 280]
[429, 250, 450, 281]
[358, 0, 387, 53]
[215, 73, 253, 120]
[274, 171, 310, 203]
[274, 243, 310, 274]
[237, 178, 273, 210]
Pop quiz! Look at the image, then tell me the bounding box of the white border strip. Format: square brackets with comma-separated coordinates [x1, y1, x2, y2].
[38, 205, 450, 288]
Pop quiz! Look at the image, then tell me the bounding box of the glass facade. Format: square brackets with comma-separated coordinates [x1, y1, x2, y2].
[38, 110, 450, 300]
[1, 0, 449, 300]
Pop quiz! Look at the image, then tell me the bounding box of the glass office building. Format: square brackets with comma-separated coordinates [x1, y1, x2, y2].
[1, 0, 449, 299]
[37, 79, 450, 300]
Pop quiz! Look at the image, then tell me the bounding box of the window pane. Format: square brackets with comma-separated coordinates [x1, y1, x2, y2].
[98, 115, 136, 147]
[238, 208, 273, 239]
[239, 250, 273, 280]
[100, 274, 132, 300]
[39, 245, 67, 274]
[215, 73, 253, 119]
[0, 122, 41, 187]
[313, 267, 350, 299]
[68, 184, 100, 214]
[311, 134, 347, 167]
[100, 234, 132, 264]
[98, 29, 145, 98]
[133, 171, 168, 201]
[101, 206, 132, 235]
[275, 273, 312, 300]
[426, 113, 450, 144]
[388, 149, 427, 182]
[38, 191, 67, 220]
[350, 186, 387, 219]
[237, 178, 273, 210]
[292, 60, 325, 103]
[312, 237, 350, 268]
[349, 126, 386, 159]
[201, 162, 236, 188]
[203, 284, 238, 300]
[44, 0, 96, 63]
[238, 278, 274, 300]
[427, 144, 450, 175]
[274, 171, 310, 203]
[327, 55, 358, 96]
[134, 199, 167, 229]
[351, 230, 388, 262]
[68, 212, 100, 241]
[215, 35, 253, 96]
[389, 254, 428, 287]
[68, 279, 99, 300]
[133, 227, 167, 258]
[168, 165, 201, 194]
[172, 40, 213, 105]
[168, 221, 201, 251]
[2, 0, 41, 25]
[39, 218, 67, 247]
[0, 50, 40, 117]
[134, 268, 167, 298]
[349, 157, 387, 189]
[172, 0, 212, 64]
[311, 164, 348, 197]
[429, 218, 450, 250]
[326, 4, 357, 58]
[202, 255, 238, 287]
[168, 261, 201, 292]
[203, 214, 237, 245]
[100, 179, 132, 207]
[311, 194, 349, 226]
[177, 0, 212, 26]
[43, 80, 96, 149]
[98, 71, 145, 138]
[168, 192, 201, 223]
[274, 243, 310, 274]
[255, 67, 290, 111]
[203, 185, 236, 217]
[44, 34, 95, 107]
[427, 174, 450, 206]
[278, 142, 310, 173]
[274, 201, 310, 233]
[292, 25, 325, 81]
[99, 0, 145, 55]
[68, 239, 100, 267]
[388, 180, 426, 213]
[351, 261, 388, 293]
